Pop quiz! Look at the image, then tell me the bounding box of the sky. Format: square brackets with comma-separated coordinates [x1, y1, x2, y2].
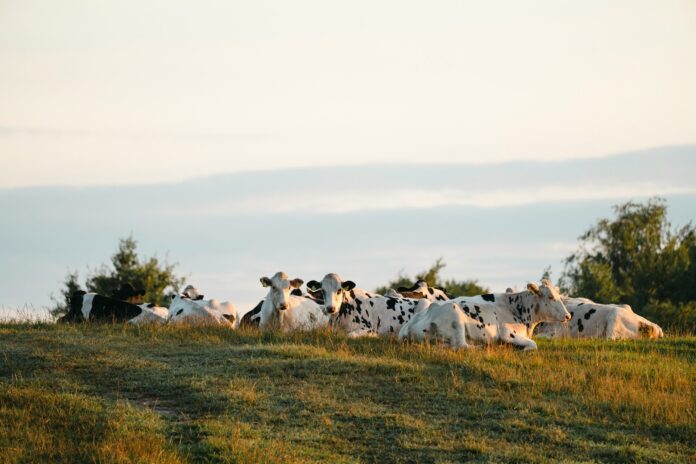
[1, 0, 695, 188]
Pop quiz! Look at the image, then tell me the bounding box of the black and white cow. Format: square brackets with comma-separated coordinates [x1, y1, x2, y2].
[436, 280, 572, 350]
[306, 273, 423, 337]
[395, 280, 451, 302]
[59, 291, 169, 324]
[256, 272, 328, 332]
[240, 288, 306, 328]
[535, 297, 664, 339]
[399, 300, 469, 349]
[168, 286, 238, 327]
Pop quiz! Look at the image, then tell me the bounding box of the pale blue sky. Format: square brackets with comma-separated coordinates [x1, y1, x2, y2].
[1, 0, 695, 187]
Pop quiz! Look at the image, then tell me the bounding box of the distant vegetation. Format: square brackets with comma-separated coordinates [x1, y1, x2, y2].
[375, 258, 489, 297]
[560, 198, 696, 333]
[51, 236, 184, 316]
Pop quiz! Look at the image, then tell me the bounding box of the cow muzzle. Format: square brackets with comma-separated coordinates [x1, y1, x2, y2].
[325, 306, 336, 314]
[564, 313, 572, 322]
[278, 303, 289, 311]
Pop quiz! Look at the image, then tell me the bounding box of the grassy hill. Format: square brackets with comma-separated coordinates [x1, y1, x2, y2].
[0, 324, 694, 463]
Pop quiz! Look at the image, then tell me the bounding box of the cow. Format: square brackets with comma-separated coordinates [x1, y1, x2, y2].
[398, 300, 469, 350]
[240, 288, 306, 328]
[59, 290, 167, 324]
[437, 280, 571, 350]
[256, 272, 328, 332]
[306, 273, 423, 337]
[535, 297, 664, 339]
[168, 288, 238, 327]
[395, 280, 451, 301]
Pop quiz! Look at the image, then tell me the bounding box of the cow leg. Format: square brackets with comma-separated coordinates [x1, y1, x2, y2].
[346, 328, 378, 338]
[507, 335, 538, 351]
[450, 322, 472, 350]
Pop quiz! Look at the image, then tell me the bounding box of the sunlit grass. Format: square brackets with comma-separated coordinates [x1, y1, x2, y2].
[0, 323, 694, 463]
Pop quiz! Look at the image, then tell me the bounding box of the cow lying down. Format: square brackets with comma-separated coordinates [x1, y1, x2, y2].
[535, 298, 664, 339]
[399, 301, 468, 349]
[168, 286, 238, 327]
[59, 291, 169, 325]
[399, 280, 571, 351]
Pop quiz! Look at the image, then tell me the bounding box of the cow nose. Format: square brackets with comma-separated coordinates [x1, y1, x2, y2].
[326, 306, 335, 314]
[564, 313, 572, 321]
[278, 304, 288, 311]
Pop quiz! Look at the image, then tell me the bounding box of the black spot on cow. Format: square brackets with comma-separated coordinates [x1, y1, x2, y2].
[428, 287, 434, 295]
[398, 283, 422, 292]
[176, 309, 184, 316]
[584, 308, 597, 320]
[397, 315, 405, 324]
[390, 326, 394, 332]
[386, 298, 398, 310]
[578, 320, 584, 332]
[369, 301, 374, 307]
[482, 294, 495, 302]
[146, 303, 156, 308]
[509, 333, 515, 338]
[88, 294, 143, 322]
[240, 300, 263, 327]
[578, 302, 585, 306]
[350, 290, 357, 299]
[194, 295, 204, 301]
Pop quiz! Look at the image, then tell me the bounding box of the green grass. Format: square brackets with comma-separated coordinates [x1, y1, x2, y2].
[0, 324, 694, 463]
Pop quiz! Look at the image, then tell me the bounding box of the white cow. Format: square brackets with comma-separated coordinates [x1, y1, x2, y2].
[306, 273, 422, 337]
[129, 303, 170, 325]
[168, 288, 238, 327]
[535, 297, 664, 339]
[399, 300, 469, 349]
[257, 272, 328, 332]
[441, 280, 571, 350]
[395, 280, 451, 302]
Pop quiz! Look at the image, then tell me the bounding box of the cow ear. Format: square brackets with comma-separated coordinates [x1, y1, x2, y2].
[290, 278, 304, 289]
[290, 288, 303, 297]
[306, 280, 321, 292]
[195, 295, 204, 301]
[342, 281, 356, 291]
[527, 282, 541, 295]
[260, 277, 272, 287]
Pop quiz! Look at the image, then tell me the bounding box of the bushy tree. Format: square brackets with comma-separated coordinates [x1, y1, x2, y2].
[560, 198, 696, 330]
[375, 258, 488, 297]
[50, 236, 185, 316]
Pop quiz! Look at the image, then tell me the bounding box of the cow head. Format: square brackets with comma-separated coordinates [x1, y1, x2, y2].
[396, 280, 450, 301]
[260, 272, 303, 312]
[306, 273, 356, 315]
[182, 285, 205, 301]
[527, 279, 571, 322]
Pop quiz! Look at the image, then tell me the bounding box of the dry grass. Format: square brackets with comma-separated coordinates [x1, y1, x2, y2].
[0, 323, 694, 463]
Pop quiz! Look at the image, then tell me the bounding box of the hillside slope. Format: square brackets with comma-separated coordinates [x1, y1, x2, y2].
[1, 324, 694, 463]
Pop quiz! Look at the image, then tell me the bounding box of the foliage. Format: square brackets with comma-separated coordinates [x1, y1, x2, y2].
[375, 258, 488, 297]
[0, 324, 693, 463]
[50, 236, 185, 316]
[561, 198, 696, 333]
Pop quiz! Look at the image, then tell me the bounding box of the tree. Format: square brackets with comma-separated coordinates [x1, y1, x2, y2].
[50, 236, 185, 316]
[561, 198, 696, 310]
[375, 258, 488, 297]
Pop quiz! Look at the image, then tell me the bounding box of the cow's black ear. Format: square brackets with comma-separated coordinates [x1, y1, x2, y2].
[291, 288, 303, 296]
[342, 281, 356, 291]
[260, 277, 272, 287]
[306, 280, 321, 291]
[195, 295, 204, 301]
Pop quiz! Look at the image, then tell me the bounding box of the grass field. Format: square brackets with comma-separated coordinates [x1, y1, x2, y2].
[0, 323, 694, 463]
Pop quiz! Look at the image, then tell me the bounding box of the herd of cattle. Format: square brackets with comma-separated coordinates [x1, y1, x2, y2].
[59, 272, 664, 350]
